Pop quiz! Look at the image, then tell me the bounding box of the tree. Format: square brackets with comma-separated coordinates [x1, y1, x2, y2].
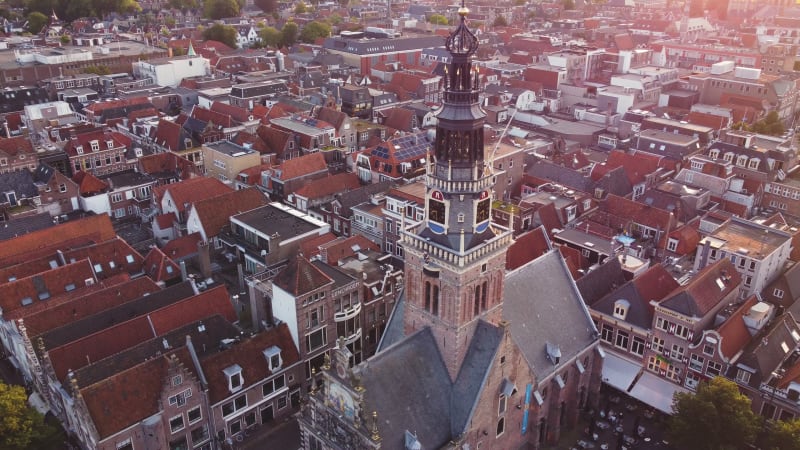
[764, 418, 800, 450]
[254, 0, 278, 13]
[493, 15, 508, 27]
[669, 377, 760, 450]
[299, 20, 330, 43]
[259, 25, 281, 47]
[427, 14, 448, 25]
[281, 21, 298, 47]
[84, 65, 112, 75]
[26, 11, 48, 34]
[203, 23, 238, 49]
[203, 0, 239, 19]
[59, 34, 70, 44]
[0, 382, 49, 449]
[294, 1, 308, 14]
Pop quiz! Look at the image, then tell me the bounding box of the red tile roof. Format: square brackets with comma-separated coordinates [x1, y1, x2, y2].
[84, 97, 151, 113]
[0, 214, 116, 267]
[154, 176, 233, 215]
[275, 152, 328, 181]
[72, 171, 109, 195]
[0, 135, 34, 157]
[202, 323, 300, 404]
[273, 254, 333, 296]
[631, 263, 680, 310]
[294, 172, 361, 200]
[506, 227, 550, 271]
[318, 235, 379, 266]
[61, 237, 145, 279]
[590, 150, 662, 185]
[717, 295, 758, 359]
[48, 285, 236, 380]
[211, 101, 252, 123]
[0, 260, 96, 317]
[162, 232, 203, 260]
[661, 259, 741, 317]
[605, 194, 675, 232]
[190, 105, 233, 128]
[190, 187, 267, 239]
[138, 153, 197, 180]
[298, 232, 338, 260]
[23, 277, 161, 337]
[143, 247, 181, 283]
[153, 119, 184, 152]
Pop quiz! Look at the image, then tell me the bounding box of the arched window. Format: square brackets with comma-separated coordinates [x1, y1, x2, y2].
[481, 281, 488, 311]
[424, 281, 431, 312]
[474, 285, 480, 317]
[432, 285, 440, 316]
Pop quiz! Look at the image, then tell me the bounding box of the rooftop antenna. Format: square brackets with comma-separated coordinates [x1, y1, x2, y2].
[484, 108, 517, 177]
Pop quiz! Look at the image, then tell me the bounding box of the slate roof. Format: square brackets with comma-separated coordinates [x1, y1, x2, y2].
[357, 328, 454, 449]
[503, 250, 597, 380]
[591, 264, 679, 330]
[0, 169, 38, 199]
[576, 257, 626, 305]
[0, 213, 55, 242]
[527, 160, 594, 193]
[736, 314, 800, 388]
[273, 254, 333, 297]
[660, 259, 740, 318]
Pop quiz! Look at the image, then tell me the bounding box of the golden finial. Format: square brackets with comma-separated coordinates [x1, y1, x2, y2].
[323, 352, 331, 370]
[371, 411, 381, 441]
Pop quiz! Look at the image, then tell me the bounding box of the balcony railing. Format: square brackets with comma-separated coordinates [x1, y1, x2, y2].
[341, 328, 362, 346]
[334, 302, 361, 322]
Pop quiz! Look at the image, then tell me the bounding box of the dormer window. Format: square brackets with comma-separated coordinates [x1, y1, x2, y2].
[90, 140, 100, 152]
[76, 145, 84, 155]
[224, 364, 244, 393]
[613, 299, 630, 320]
[263, 346, 282, 372]
[106, 140, 115, 149]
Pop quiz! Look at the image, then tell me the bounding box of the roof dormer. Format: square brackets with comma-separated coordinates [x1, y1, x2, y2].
[223, 364, 243, 393]
[263, 345, 282, 373]
[613, 299, 630, 321]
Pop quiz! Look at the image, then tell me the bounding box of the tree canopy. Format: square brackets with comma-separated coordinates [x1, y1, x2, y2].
[26, 11, 47, 34]
[26, 0, 141, 23]
[281, 21, 298, 47]
[493, 15, 508, 27]
[259, 25, 281, 48]
[254, 0, 278, 13]
[299, 20, 331, 43]
[202, 23, 238, 49]
[294, 1, 309, 14]
[428, 14, 448, 25]
[668, 377, 760, 450]
[0, 382, 54, 450]
[733, 111, 786, 136]
[764, 418, 800, 450]
[203, 0, 239, 19]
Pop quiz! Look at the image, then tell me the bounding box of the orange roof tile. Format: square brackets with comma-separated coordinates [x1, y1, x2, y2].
[717, 295, 758, 359]
[190, 187, 267, 239]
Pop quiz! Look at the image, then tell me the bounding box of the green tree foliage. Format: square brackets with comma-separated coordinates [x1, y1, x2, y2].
[294, 1, 309, 14]
[83, 65, 112, 75]
[764, 418, 800, 450]
[26, 11, 47, 34]
[427, 14, 448, 25]
[169, 0, 198, 10]
[493, 15, 508, 27]
[59, 34, 70, 43]
[281, 21, 298, 47]
[734, 111, 786, 136]
[203, 23, 238, 49]
[669, 377, 760, 450]
[254, 0, 277, 12]
[26, 0, 141, 22]
[299, 20, 330, 43]
[203, 0, 239, 19]
[0, 382, 51, 450]
[259, 25, 281, 47]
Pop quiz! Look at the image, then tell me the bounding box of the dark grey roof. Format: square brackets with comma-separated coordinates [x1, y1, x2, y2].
[451, 321, 503, 436]
[32, 164, 56, 184]
[39, 281, 196, 349]
[0, 169, 38, 199]
[735, 314, 800, 387]
[377, 289, 405, 352]
[595, 166, 632, 198]
[333, 180, 394, 213]
[231, 204, 322, 239]
[311, 260, 357, 288]
[503, 250, 598, 380]
[591, 281, 653, 330]
[526, 160, 594, 193]
[576, 257, 626, 306]
[358, 328, 453, 450]
[73, 314, 238, 387]
[0, 213, 55, 242]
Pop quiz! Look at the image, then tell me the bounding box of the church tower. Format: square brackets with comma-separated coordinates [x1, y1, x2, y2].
[402, 1, 513, 380]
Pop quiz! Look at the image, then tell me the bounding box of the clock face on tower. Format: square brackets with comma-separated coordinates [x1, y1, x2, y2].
[429, 198, 446, 224]
[476, 197, 490, 223]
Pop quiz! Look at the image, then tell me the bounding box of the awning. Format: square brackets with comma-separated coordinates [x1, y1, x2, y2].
[628, 372, 689, 415]
[601, 351, 640, 392]
[28, 392, 49, 415]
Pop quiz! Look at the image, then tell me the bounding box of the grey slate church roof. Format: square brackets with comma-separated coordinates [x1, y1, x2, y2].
[503, 250, 598, 380]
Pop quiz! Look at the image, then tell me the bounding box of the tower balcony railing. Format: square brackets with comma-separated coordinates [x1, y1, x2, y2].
[443, 90, 480, 104]
[334, 302, 361, 322]
[402, 225, 513, 269]
[426, 173, 494, 193]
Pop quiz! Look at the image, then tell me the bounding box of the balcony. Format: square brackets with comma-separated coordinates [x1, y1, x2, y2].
[334, 302, 361, 322]
[340, 328, 362, 346]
